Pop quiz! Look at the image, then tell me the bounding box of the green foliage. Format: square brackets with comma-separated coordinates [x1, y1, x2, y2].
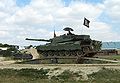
[0, 69, 17, 76]
[57, 70, 73, 80]
[17, 68, 49, 79]
[1, 50, 12, 57]
[0, 43, 9, 47]
[0, 43, 19, 57]
[51, 70, 82, 82]
[25, 45, 33, 49]
[0, 68, 120, 83]
[0, 68, 49, 79]
[51, 67, 61, 71]
[88, 68, 120, 83]
[99, 55, 120, 60]
[84, 59, 111, 64]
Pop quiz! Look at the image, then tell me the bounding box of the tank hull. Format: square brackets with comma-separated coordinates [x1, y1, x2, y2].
[36, 42, 100, 61]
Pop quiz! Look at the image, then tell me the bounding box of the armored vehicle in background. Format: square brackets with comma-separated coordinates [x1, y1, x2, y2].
[26, 27, 102, 63]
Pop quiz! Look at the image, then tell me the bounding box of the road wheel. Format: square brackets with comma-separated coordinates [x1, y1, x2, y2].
[65, 51, 70, 56]
[59, 51, 64, 56]
[42, 52, 48, 57]
[48, 51, 54, 56]
[82, 47, 90, 53]
[70, 51, 76, 56]
[76, 51, 82, 56]
[54, 52, 59, 56]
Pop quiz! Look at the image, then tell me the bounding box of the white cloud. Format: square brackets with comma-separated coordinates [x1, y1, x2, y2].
[104, 0, 120, 22]
[0, 31, 9, 37]
[89, 21, 118, 41]
[0, 0, 119, 45]
[69, 2, 103, 19]
[0, 0, 18, 13]
[13, 0, 103, 25]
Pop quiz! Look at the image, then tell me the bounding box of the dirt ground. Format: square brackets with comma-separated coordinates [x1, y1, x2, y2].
[0, 64, 120, 80]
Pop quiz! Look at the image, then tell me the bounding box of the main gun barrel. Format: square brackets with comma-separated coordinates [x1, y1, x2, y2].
[26, 38, 51, 42]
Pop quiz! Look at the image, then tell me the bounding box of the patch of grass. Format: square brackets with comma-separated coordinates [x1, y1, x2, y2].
[84, 59, 111, 64]
[51, 70, 83, 82]
[17, 68, 49, 79]
[0, 68, 120, 83]
[0, 68, 83, 83]
[0, 68, 49, 79]
[88, 68, 120, 83]
[57, 70, 73, 80]
[51, 67, 61, 71]
[98, 55, 120, 60]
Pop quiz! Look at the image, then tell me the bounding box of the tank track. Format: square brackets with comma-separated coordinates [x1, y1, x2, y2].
[37, 50, 97, 63]
[38, 50, 82, 57]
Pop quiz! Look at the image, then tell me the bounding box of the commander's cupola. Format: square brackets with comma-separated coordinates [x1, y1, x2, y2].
[63, 27, 74, 35]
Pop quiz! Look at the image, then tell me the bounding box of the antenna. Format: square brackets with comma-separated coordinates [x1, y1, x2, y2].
[54, 30, 56, 38]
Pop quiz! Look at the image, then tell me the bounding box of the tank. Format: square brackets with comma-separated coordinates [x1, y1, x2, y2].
[26, 27, 102, 63]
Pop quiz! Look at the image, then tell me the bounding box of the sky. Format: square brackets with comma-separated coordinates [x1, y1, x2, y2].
[0, 0, 120, 46]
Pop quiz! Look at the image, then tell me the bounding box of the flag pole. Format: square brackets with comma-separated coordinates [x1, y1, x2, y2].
[53, 26, 56, 38]
[81, 25, 84, 35]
